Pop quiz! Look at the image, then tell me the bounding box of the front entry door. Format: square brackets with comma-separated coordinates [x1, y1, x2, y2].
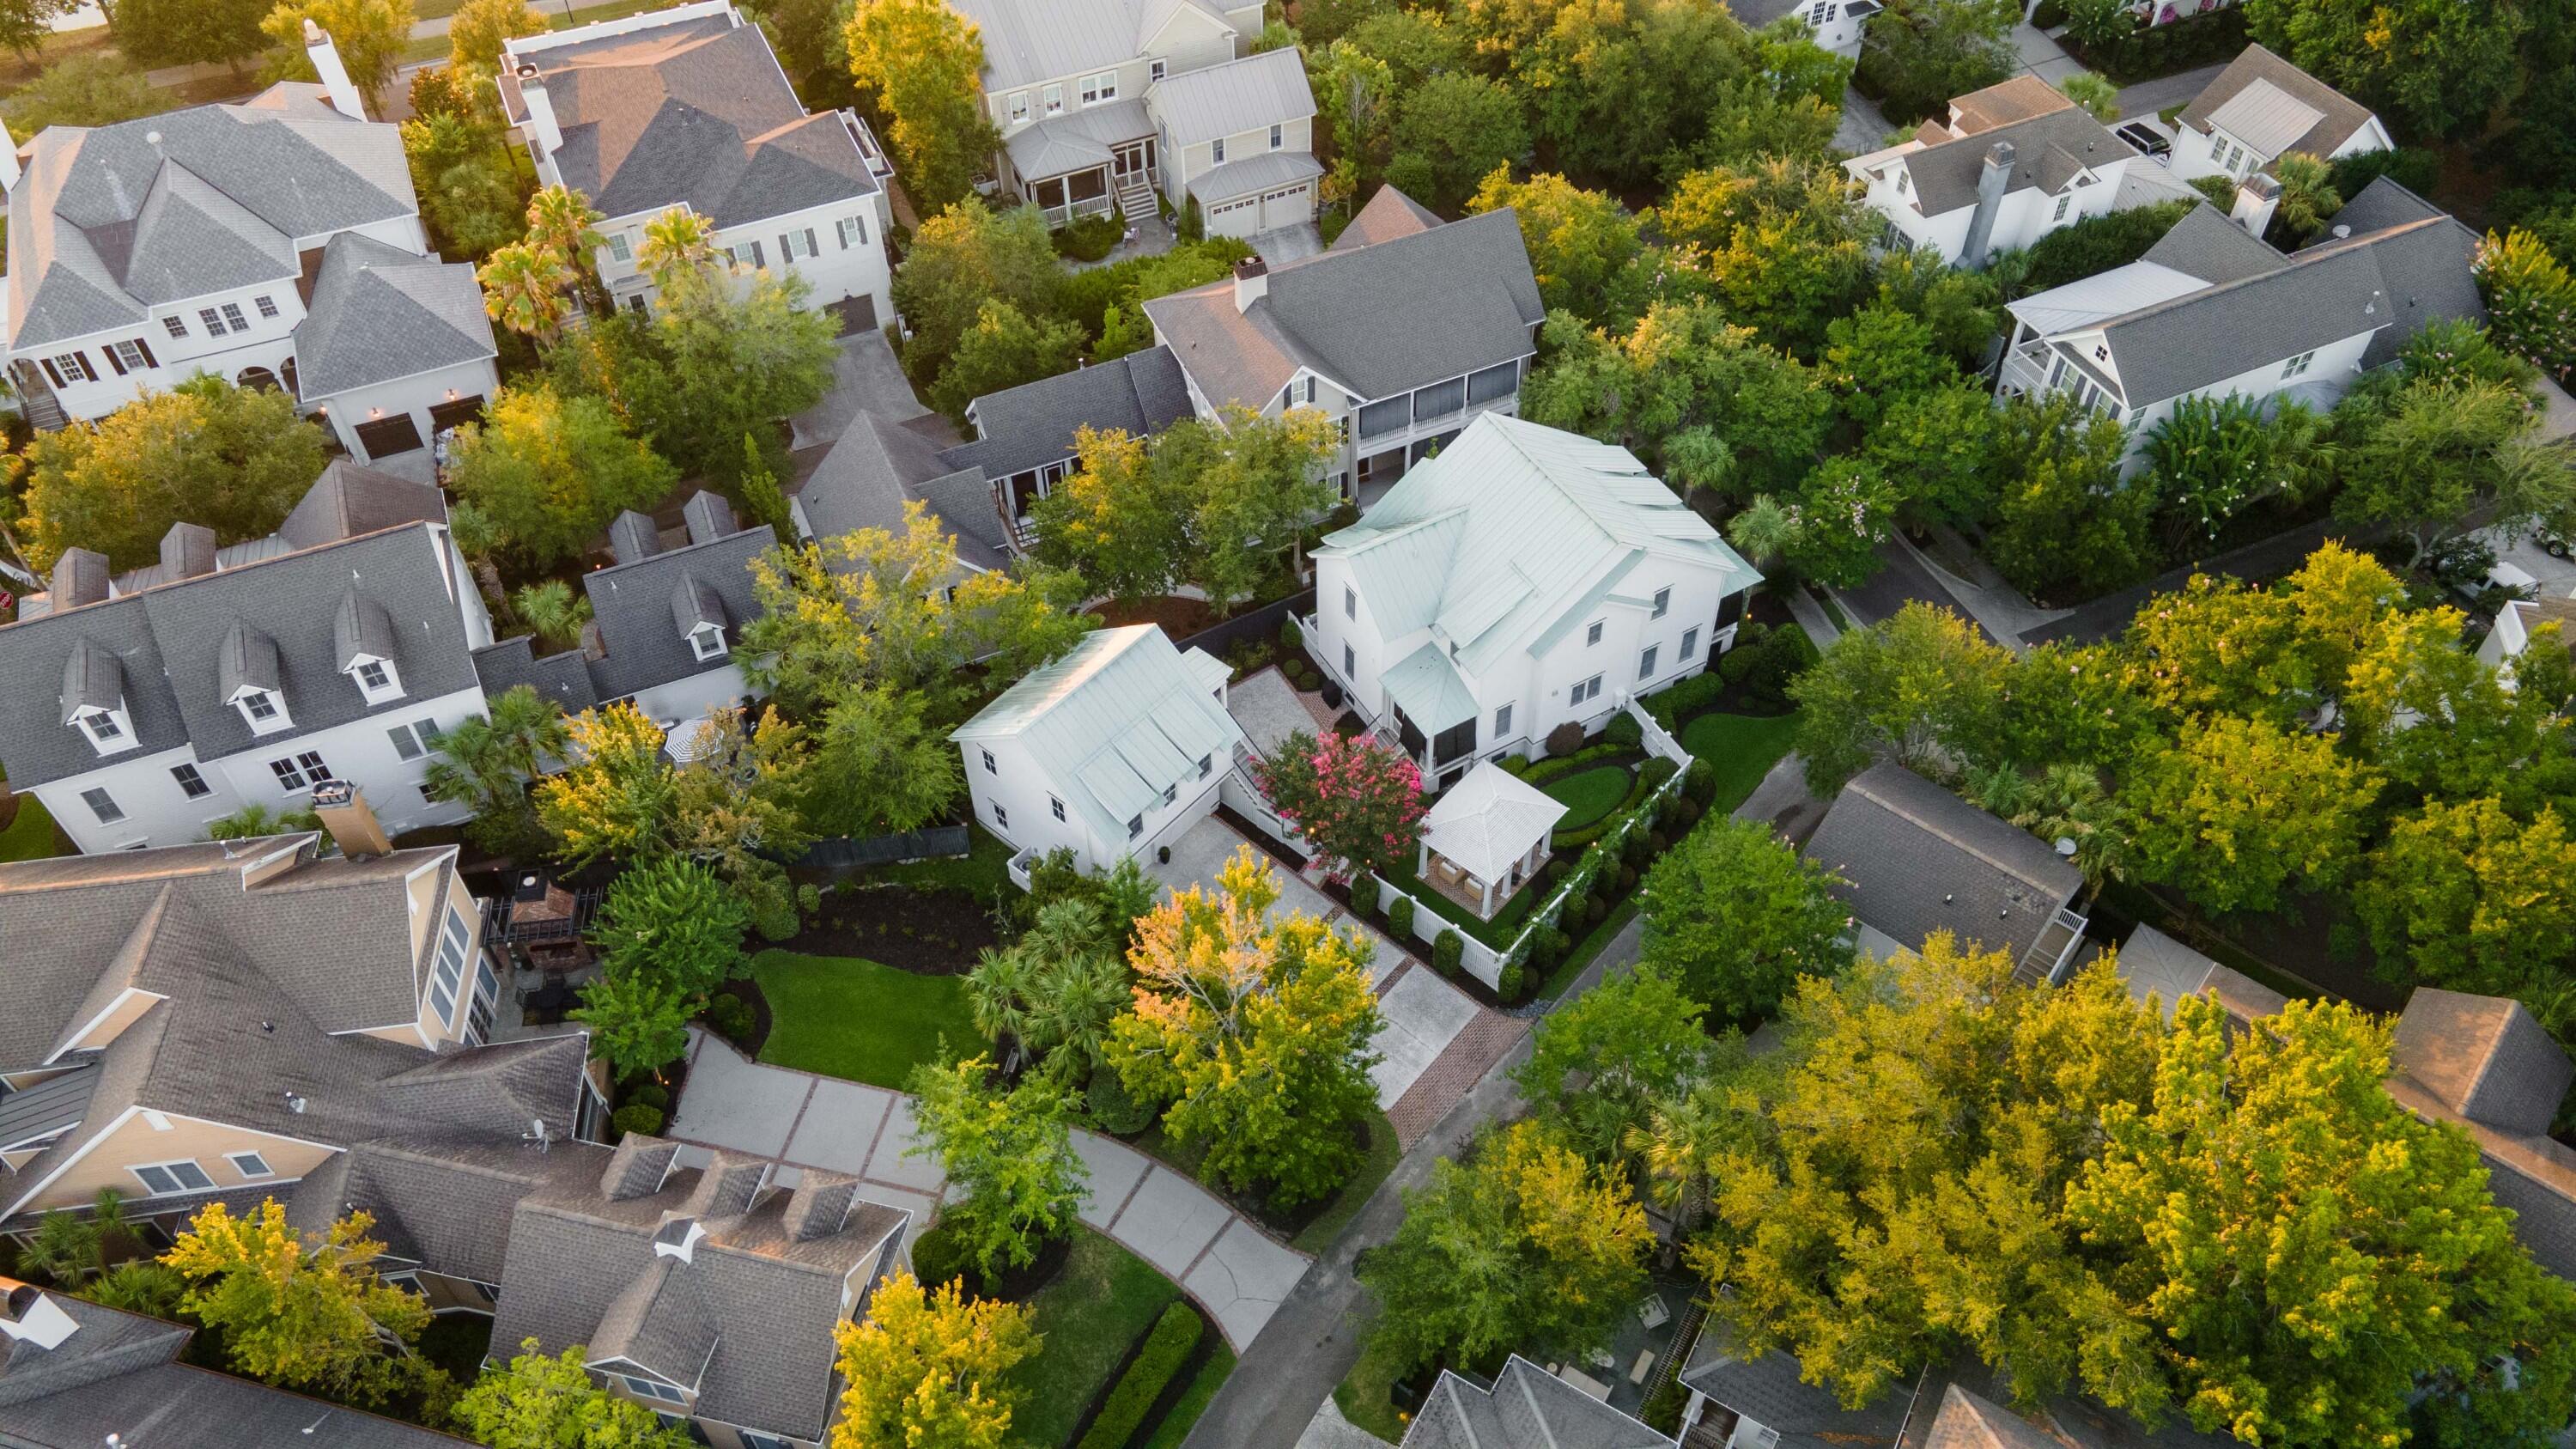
[1113, 139, 1156, 181]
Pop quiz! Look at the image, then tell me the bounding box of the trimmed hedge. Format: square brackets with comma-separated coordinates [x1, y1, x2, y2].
[1077, 1304, 1205, 1449]
[1431, 929, 1463, 977]
[910, 1221, 975, 1291]
[1388, 896, 1415, 938]
[1604, 713, 1643, 751]
[1352, 874, 1381, 916]
[611, 1103, 665, 1137]
[1645, 672, 1728, 729]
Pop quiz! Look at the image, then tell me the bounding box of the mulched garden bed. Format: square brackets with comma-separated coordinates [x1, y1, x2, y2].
[979, 1230, 1074, 1302]
[771, 886, 999, 975]
[1214, 804, 1310, 874]
[1091, 594, 1220, 636]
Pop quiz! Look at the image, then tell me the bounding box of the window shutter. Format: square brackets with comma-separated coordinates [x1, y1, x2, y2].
[779, 233, 793, 262]
[103, 346, 126, 376]
[837, 219, 849, 250]
[39, 357, 63, 388]
[134, 337, 156, 368]
[804, 228, 817, 255]
[753, 240, 767, 268]
[74, 352, 96, 381]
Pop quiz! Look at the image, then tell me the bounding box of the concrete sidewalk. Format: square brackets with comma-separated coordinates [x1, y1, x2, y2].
[667, 1032, 1312, 1351]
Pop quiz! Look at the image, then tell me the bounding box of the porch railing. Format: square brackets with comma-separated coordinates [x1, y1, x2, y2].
[1997, 344, 2057, 399]
[839, 110, 896, 184]
[1040, 195, 1116, 228]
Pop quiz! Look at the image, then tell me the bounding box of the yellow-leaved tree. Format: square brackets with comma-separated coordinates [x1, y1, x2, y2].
[829, 1269, 1036, 1449]
[163, 1199, 443, 1409]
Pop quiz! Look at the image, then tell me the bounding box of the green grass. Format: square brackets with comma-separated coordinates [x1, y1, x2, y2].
[0, 795, 64, 862]
[1334, 1325, 1414, 1442]
[1540, 898, 1640, 1001]
[1012, 1228, 1182, 1448]
[1139, 1343, 1237, 1449]
[748, 951, 985, 1089]
[1375, 859, 1538, 950]
[1541, 765, 1633, 831]
[859, 822, 1014, 904]
[1680, 710, 1804, 813]
[1291, 1109, 1400, 1253]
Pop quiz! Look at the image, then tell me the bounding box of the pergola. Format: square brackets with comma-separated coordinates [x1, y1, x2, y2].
[1417, 761, 1567, 920]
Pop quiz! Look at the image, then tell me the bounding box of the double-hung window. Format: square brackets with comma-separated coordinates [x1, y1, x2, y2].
[1042, 83, 1064, 115]
[1127, 814, 1145, 839]
[1343, 642, 1356, 676]
[2052, 193, 2071, 222]
[428, 909, 471, 1026]
[993, 802, 1010, 829]
[780, 227, 819, 262]
[731, 240, 766, 270]
[1009, 91, 1030, 125]
[1680, 626, 1699, 661]
[981, 749, 997, 775]
[1570, 673, 1603, 706]
[1269, 123, 1283, 149]
[1080, 71, 1115, 105]
[131, 1160, 215, 1196]
[1050, 795, 1066, 823]
[221, 302, 249, 331]
[387, 721, 440, 761]
[1651, 587, 1670, 618]
[622, 1376, 687, 1406]
[163, 315, 189, 339]
[107, 339, 150, 373]
[1586, 620, 1604, 646]
[1637, 645, 1660, 680]
[1211, 137, 1226, 165]
[82, 788, 124, 825]
[253, 295, 279, 319]
[838, 215, 868, 249]
[1149, 58, 1167, 82]
[1343, 586, 1356, 618]
[172, 763, 211, 799]
[269, 751, 329, 792]
[2208, 132, 2228, 161]
[198, 307, 230, 335]
[1494, 703, 1513, 738]
[2281, 350, 2316, 379]
[608, 232, 633, 262]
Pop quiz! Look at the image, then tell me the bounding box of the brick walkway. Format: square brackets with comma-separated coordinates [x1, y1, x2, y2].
[1384, 1005, 1529, 1150]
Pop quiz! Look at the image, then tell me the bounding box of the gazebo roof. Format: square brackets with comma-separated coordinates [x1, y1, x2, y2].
[1423, 761, 1567, 882]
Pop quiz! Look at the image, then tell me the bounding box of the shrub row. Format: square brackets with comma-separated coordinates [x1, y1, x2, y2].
[1644, 672, 1728, 730]
[1076, 1303, 1206, 1449]
[1506, 739, 1631, 786]
[1552, 758, 1679, 851]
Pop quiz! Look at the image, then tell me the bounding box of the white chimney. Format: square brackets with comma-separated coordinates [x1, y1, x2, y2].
[516, 62, 563, 160]
[0, 1281, 80, 1350]
[1231, 255, 1268, 313]
[2231, 172, 2281, 239]
[302, 20, 368, 121]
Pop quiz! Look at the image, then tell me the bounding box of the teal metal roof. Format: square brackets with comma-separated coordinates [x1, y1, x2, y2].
[1383, 642, 1478, 733]
[1315, 415, 1759, 677]
[952, 625, 1245, 846]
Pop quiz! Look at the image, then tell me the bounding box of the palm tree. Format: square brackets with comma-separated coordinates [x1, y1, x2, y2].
[1629, 1084, 1730, 1233]
[1025, 950, 1127, 1082]
[512, 580, 594, 654]
[966, 946, 1037, 1071]
[2269, 152, 2342, 246]
[638, 206, 721, 295]
[19, 1190, 134, 1287]
[423, 685, 570, 854]
[524, 182, 605, 268]
[477, 240, 575, 343]
[1725, 495, 1800, 573]
[82, 1260, 186, 1318]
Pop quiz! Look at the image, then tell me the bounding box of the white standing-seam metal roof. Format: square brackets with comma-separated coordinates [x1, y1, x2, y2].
[1383, 641, 1479, 733]
[1151, 47, 1315, 146]
[951, 625, 1245, 848]
[1422, 762, 1566, 885]
[2207, 79, 2324, 159]
[1315, 414, 1760, 679]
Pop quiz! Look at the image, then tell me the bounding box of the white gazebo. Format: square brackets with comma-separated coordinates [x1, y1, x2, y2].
[1417, 761, 1568, 920]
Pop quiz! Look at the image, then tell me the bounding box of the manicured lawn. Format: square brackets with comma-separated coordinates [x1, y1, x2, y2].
[860, 822, 1015, 905]
[1291, 1109, 1400, 1253]
[1375, 860, 1539, 951]
[0, 794, 64, 863]
[1680, 710, 1804, 813]
[1140, 1343, 1237, 1449]
[1334, 1324, 1414, 1443]
[748, 951, 984, 1089]
[1012, 1228, 1182, 1448]
[1540, 765, 1632, 831]
[1540, 899, 1640, 1001]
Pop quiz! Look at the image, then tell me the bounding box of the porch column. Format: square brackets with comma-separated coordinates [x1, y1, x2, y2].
[1480, 877, 1496, 917]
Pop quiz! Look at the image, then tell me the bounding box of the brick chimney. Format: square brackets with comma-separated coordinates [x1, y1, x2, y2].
[1232, 255, 1269, 313]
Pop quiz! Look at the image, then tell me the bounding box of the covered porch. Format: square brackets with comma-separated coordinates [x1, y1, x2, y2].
[1417, 762, 1567, 921]
[1003, 100, 1158, 228]
[1380, 642, 1483, 791]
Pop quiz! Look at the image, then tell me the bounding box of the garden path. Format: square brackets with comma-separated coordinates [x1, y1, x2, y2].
[667, 1030, 1314, 1351]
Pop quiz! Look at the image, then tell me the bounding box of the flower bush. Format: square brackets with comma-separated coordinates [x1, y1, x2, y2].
[1251, 728, 1428, 883]
[2475, 229, 2576, 381]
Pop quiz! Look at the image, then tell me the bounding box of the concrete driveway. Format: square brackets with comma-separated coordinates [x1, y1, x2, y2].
[668, 1032, 1312, 1350]
[1252, 223, 1325, 265]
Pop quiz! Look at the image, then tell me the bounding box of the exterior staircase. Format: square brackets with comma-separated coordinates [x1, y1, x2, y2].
[1115, 173, 1157, 228]
[13, 363, 66, 432]
[2013, 905, 2089, 988]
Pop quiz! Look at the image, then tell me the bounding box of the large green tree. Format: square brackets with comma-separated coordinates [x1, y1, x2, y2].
[829, 1272, 1036, 1449]
[2244, 0, 2524, 138]
[17, 377, 327, 572]
[259, 0, 417, 111]
[1856, 0, 2015, 122]
[2068, 995, 2576, 1447]
[1467, 170, 1652, 326]
[2333, 377, 2567, 569]
[3, 55, 170, 138]
[1385, 74, 1528, 214]
[1637, 815, 1854, 1020]
[109, 0, 268, 70]
[2359, 798, 2576, 995]
[805, 684, 964, 838]
[589, 856, 752, 998]
[1362, 1119, 1656, 1376]
[1521, 299, 1830, 490]
[906, 1056, 1090, 1280]
[453, 1338, 696, 1448]
[1513, 967, 1717, 1166]
[2127, 713, 2380, 916]
[927, 300, 1084, 423]
[889, 198, 1066, 387]
[1789, 601, 2014, 791]
[844, 0, 998, 214]
[444, 385, 676, 568]
[165, 1201, 444, 1409]
[1107, 848, 1382, 1208]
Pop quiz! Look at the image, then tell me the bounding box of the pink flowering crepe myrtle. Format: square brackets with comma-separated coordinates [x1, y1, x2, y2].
[1251, 729, 1430, 885]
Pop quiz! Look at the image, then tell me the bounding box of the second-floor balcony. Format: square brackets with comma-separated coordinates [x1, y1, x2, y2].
[1998, 339, 2059, 399]
[839, 110, 896, 185]
[1352, 359, 1525, 453]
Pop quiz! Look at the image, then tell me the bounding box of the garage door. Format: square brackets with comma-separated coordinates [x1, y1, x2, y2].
[354, 413, 425, 460]
[1206, 193, 1261, 240]
[1260, 183, 1312, 231]
[428, 395, 486, 433]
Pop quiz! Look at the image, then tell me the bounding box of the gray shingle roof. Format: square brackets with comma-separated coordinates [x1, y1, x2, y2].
[0, 1062, 99, 1152]
[470, 636, 601, 714]
[334, 587, 398, 670]
[2, 1357, 473, 1446]
[1924, 1386, 2065, 1449]
[1184, 148, 1323, 203]
[507, 15, 877, 227]
[2392, 989, 2573, 1136]
[216, 619, 283, 700]
[58, 636, 121, 723]
[276, 460, 448, 551]
[1677, 1338, 1911, 1449]
[579, 510, 775, 705]
[6, 100, 413, 350]
[1145, 205, 1541, 405]
[590, 1257, 720, 1387]
[2137, 203, 2286, 284]
[800, 411, 1010, 570]
[484, 1138, 909, 1440]
[1332, 184, 1441, 252]
[942, 344, 1194, 481]
[951, 0, 1239, 93]
[1803, 762, 2082, 964]
[1400, 1357, 1675, 1449]
[1150, 47, 1315, 145]
[2177, 44, 2379, 162]
[292, 231, 496, 400]
[2093, 179, 2482, 404]
[0, 1293, 193, 1413]
[1899, 107, 2132, 217]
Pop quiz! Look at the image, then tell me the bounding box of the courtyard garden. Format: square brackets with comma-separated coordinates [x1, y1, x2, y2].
[749, 950, 984, 1089]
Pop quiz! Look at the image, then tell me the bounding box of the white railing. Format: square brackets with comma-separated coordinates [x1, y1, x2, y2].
[1005, 847, 1041, 892]
[1998, 344, 2057, 399]
[1041, 195, 1116, 228]
[839, 110, 896, 183]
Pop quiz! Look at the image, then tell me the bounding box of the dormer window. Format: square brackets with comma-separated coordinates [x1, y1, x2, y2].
[237, 689, 286, 730]
[357, 661, 390, 691]
[689, 624, 727, 662]
[75, 706, 137, 754]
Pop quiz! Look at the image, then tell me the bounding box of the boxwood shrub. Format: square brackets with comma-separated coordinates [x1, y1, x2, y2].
[1388, 895, 1415, 939]
[1431, 929, 1463, 977]
[1076, 1304, 1205, 1449]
